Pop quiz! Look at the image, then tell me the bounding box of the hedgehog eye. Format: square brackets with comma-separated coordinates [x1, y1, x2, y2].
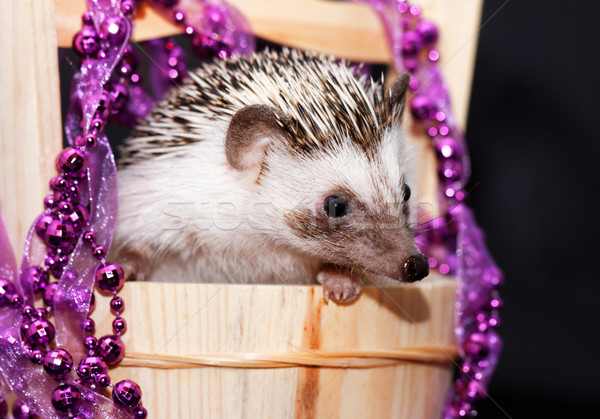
[324, 196, 348, 218]
[402, 184, 411, 202]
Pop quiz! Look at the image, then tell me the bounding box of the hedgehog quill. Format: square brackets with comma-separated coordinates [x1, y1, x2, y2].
[111, 48, 429, 303]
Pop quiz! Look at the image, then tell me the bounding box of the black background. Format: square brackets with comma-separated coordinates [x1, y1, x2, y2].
[57, 1, 600, 417]
[467, 1, 599, 417]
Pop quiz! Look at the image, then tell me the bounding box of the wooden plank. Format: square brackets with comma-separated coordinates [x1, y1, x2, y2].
[0, 0, 62, 255]
[92, 274, 457, 418]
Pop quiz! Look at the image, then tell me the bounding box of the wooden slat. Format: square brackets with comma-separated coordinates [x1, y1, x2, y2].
[0, 0, 62, 255]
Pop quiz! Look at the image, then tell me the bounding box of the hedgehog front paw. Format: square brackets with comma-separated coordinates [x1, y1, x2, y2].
[317, 267, 363, 304]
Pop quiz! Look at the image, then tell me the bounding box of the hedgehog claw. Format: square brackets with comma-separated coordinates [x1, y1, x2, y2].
[317, 267, 363, 304]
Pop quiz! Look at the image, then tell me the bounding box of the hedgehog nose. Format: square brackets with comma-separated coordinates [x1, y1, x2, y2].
[403, 254, 429, 282]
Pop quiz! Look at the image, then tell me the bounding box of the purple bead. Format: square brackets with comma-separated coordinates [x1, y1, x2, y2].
[56, 147, 87, 176]
[0, 277, 16, 307]
[26, 318, 55, 347]
[83, 231, 95, 243]
[108, 83, 129, 111]
[416, 20, 439, 45]
[82, 317, 95, 333]
[43, 282, 58, 306]
[43, 194, 56, 209]
[410, 96, 435, 121]
[98, 335, 125, 364]
[43, 348, 73, 380]
[95, 372, 111, 387]
[35, 214, 56, 239]
[73, 26, 100, 56]
[79, 356, 108, 378]
[112, 380, 142, 409]
[90, 117, 104, 133]
[36, 307, 47, 319]
[22, 304, 35, 318]
[113, 317, 127, 333]
[56, 200, 74, 215]
[462, 332, 490, 361]
[100, 16, 128, 46]
[44, 219, 75, 250]
[435, 137, 464, 160]
[10, 294, 23, 307]
[12, 399, 34, 419]
[133, 406, 148, 418]
[439, 159, 464, 182]
[173, 9, 185, 24]
[92, 245, 106, 260]
[76, 364, 91, 379]
[30, 349, 44, 364]
[400, 31, 422, 57]
[121, 0, 136, 16]
[110, 296, 124, 313]
[51, 384, 80, 413]
[67, 205, 89, 234]
[95, 262, 125, 292]
[84, 335, 98, 350]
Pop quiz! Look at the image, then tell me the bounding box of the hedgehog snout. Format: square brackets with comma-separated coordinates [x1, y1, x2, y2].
[403, 253, 430, 282]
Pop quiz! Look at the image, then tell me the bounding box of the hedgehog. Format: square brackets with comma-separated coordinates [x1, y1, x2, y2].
[111, 48, 429, 303]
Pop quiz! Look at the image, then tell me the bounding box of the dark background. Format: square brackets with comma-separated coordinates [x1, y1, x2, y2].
[467, 1, 600, 417]
[57, 1, 600, 417]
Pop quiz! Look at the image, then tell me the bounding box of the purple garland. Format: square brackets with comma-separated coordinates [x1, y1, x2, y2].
[357, 1, 503, 417]
[0, 0, 500, 417]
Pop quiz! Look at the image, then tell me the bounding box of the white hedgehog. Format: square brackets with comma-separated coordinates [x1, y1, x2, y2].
[111, 48, 429, 303]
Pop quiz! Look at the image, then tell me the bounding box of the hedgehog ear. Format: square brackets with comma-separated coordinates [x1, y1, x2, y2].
[226, 104, 285, 176]
[390, 73, 410, 124]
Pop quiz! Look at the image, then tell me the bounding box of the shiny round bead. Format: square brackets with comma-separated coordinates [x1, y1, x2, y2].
[43, 194, 56, 209]
[95, 372, 111, 387]
[133, 406, 148, 418]
[98, 335, 125, 364]
[95, 262, 125, 292]
[22, 305, 35, 318]
[44, 219, 75, 250]
[68, 204, 89, 234]
[83, 335, 98, 350]
[0, 277, 16, 307]
[43, 282, 58, 307]
[113, 317, 127, 333]
[462, 332, 490, 361]
[92, 246, 106, 260]
[30, 349, 44, 364]
[416, 20, 439, 45]
[25, 318, 55, 347]
[173, 9, 185, 23]
[79, 356, 108, 378]
[112, 380, 142, 409]
[76, 133, 97, 148]
[50, 176, 68, 191]
[10, 294, 23, 308]
[12, 399, 34, 419]
[439, 159, 464, 182]
[83, 231, 96, 243]
[76, 364, 91, 379]
[455, 377, 486, 402]
[121, 0, 136, 16]
[56, 147, 87, 176]
[73, 26, 100, 56]
[410, 96, 434, 121]
[400, 31, 422, 57]
[35, 214, 56, 239]
[82, 317, 95, 333]
[99, 16, 128, 46]
[20, 321, 30, 340]
[36, 307, 47, 319]
[57, 200, 74, 215]
[51, 384, 80, 413]
[43, 348, 73, 380]
[90, 118, 104, 133]
[434, 137, 463, 160]
[110, 296, 124, 313]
